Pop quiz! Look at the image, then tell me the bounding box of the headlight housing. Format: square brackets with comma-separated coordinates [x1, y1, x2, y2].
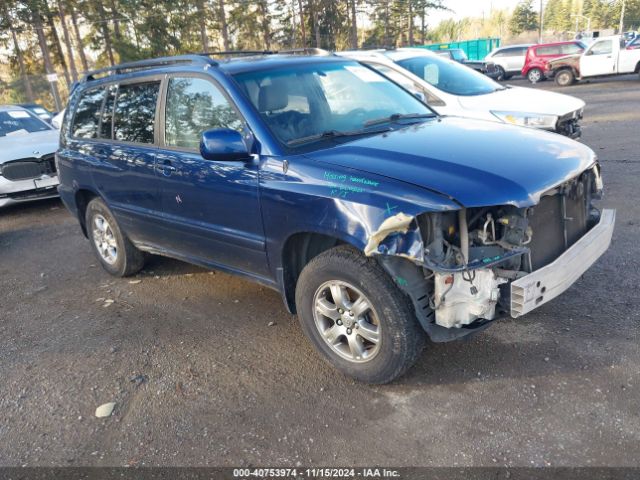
[491, 111, 558, 129]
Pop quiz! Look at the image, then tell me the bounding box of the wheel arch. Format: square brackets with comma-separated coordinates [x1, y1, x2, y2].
[280, 231, 361, 313]
[74, 188, 100, 238]
[555, 67, 576, 85]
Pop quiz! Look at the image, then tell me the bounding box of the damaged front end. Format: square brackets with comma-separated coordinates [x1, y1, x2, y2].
[369, 164, 615, 342]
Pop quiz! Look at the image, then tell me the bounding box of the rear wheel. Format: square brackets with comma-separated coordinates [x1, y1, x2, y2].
[295, 246, 425, 384]
[555, 69, 575, 87]
[86, 197, 145, 277]
[527, 68, 543, 84]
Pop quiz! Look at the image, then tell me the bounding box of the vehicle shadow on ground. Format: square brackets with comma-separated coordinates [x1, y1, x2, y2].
[99, 249, 622, 390]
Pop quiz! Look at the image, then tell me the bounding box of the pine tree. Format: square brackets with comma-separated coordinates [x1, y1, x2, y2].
[509, 0, 539, 34]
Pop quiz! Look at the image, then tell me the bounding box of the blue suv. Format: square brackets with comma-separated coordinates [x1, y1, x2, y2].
[57, 52, 615, 383]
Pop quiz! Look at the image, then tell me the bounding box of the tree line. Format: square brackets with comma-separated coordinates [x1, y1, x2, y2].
[0, 0, 447, 107]
[1, 0, 638, 109]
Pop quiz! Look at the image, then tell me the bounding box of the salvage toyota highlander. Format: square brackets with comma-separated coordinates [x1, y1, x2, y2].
[57, 52, 615, 383]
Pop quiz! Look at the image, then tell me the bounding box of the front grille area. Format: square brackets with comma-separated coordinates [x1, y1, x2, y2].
[1, 155, 56, 181]
[556, 111, 582, 138]
[527, 178, 589, 270]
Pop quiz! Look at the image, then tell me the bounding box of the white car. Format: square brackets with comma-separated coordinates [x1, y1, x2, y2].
[338, 48, 585, 139]
[484, 44, 533, 80]
[51, 109, 65, 129]
[0, 106, 60, 208]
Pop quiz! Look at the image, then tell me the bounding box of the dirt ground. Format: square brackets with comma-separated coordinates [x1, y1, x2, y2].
[1, 75, 639, 468]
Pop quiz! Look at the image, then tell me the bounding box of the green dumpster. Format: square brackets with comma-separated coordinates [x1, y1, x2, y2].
[417, 38, 501, 61]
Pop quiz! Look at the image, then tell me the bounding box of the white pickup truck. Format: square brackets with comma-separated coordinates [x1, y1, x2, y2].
[547, 35, 640, 86]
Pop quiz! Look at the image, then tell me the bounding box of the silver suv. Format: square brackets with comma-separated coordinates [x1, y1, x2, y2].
[484, 44, 534, 80]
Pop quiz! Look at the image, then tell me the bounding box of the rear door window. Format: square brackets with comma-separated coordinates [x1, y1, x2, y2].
[72, 87, 106, 139]
[536, 45, 563, 56]
[113, 81, 160, 144]
[164, 77, 242, 149]
[562, 43, 585, 54]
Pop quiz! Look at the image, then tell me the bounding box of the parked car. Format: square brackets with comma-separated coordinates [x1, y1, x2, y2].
[17, 103, 55, 124]
[546, 35, 640, 86]
[484, 44, 534, 80]
[339, 49, 585, 138]
[58, 53, 614, 383]
[434, 48, 500, 78]
[51, 109, 65, 129]
[626, 36, 640, 50]
[522, 41, 587, 83]
[0, 106, 59, 207]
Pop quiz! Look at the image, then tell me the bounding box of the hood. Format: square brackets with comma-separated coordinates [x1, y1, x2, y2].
[304, 117, 596, 208]
[0, 129, 60, 164]
[457, 86, 585, 117]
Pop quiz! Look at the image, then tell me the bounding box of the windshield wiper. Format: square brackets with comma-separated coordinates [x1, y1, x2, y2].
[287, 127, 391, 146]
[363, 112, 435, 128]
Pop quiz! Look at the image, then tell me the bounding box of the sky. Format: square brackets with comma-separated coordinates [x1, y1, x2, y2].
[428, 0, 521, 24]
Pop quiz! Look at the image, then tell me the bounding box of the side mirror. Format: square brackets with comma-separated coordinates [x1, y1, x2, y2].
[585, 50, 594, 56]
[200, 128, 250, 161]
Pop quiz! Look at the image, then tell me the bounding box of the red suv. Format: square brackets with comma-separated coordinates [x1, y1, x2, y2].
[522, 41, 587, 83]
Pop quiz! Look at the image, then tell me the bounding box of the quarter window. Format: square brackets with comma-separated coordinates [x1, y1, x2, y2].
[165, 77, 242, 149]
[113, 81, 160, 144]
[72, 87, 106, 139]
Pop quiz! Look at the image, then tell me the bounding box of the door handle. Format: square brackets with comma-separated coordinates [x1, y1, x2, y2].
[157, 160, 177, 176]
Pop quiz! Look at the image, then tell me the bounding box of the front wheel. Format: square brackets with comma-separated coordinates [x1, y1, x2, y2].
[527, 68, 543, 84]
[295, 246, 425, 384]
[495, 66, 507, 81]
[555, 69, 575, 87]
[86, 197, 145, 277]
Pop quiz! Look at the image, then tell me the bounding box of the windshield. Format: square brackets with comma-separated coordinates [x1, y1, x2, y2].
[233, 61, 433, 146]
[0, 110, 51, 137]
[450, 50, 468, 61]
[396, 55, 502, 96]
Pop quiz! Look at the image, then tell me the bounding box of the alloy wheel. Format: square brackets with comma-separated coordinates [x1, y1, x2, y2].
[312, 280, 381, 363]
[92, 214, 118, 265]
[528, 68, 542, 83]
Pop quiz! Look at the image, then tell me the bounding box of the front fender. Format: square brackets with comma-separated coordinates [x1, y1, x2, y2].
[259, 154, 460, 276]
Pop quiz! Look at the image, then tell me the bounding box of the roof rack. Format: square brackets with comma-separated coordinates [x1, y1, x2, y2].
[199, 50, 278, 57]
[80, 55, 217, 83]
[198, 48, 332, 58]
[80, 48, 333, 83]
[278, 48, 331, 55]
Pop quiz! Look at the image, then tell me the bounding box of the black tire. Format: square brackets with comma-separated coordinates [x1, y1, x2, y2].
[495, 65, 507, 81]
[555, 69, 575, 87]
[85, 197, 145, 277]
[527, 68, 543, 84]
[295, 246, 425, 384]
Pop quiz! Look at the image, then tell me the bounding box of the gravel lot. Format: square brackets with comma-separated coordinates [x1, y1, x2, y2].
[1, 75, 639, 468]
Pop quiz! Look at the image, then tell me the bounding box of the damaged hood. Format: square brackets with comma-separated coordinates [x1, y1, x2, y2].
[305, 117, 596, 208]
[0, 129, 59, 164]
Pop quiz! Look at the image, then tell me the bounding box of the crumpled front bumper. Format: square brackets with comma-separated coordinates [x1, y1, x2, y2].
[510, 209, 616, 318]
